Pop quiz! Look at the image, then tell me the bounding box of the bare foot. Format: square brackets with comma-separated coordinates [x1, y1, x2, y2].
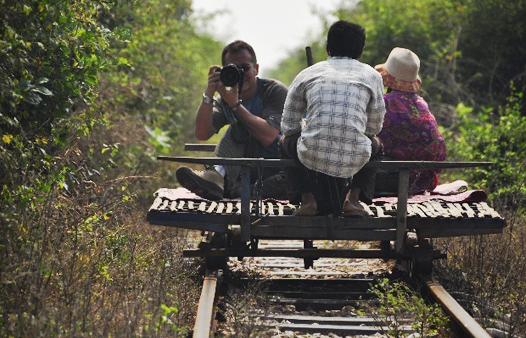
[292, 192, 318, 216]
[292, 203, 318, 216]
[342, 199, 369, 217]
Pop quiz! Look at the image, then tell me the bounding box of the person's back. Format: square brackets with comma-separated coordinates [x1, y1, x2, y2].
[374, 48, 446, 194]
[280, 20, 386, 216]
[284, 57, 385, 178]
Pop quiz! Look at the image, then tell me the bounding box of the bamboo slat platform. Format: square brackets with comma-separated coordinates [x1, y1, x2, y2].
[148, 156, 507, 259]
[147, 193, 505, 241]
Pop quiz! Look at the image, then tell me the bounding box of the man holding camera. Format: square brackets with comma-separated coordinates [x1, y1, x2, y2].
[176, 40, 289, 200]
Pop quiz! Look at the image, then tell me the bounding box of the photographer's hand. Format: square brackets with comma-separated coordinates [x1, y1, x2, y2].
[195, 65, 222, 141]
[205, 65, 222, 97]
[217, 82, 240, 108]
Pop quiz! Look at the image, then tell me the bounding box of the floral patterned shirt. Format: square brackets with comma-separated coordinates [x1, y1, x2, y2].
[377, 91, 447, 193]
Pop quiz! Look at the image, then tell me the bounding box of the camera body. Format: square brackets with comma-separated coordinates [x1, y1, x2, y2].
[217, 64, 245, 88]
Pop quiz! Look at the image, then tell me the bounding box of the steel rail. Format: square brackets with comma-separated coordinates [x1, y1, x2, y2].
[419, 273, 491, 338]
[193, 270, 219, 338]
[189, 240, 496, 337]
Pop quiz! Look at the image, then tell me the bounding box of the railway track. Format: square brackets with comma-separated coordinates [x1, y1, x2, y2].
[148, 157, 507, 337]
[190, 239, 497, 338]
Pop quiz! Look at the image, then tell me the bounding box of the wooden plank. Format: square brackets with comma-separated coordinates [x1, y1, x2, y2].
[408, 204, 425, 217]
[430, 202, 450, 218]
[149, 197, 164, 210]
[267, 202, 274, 215]
[477, 202, 503, 218]
[396, 169, 409, 253]
[446, 203, 463, 218]
[421, 202, 441, 218]
[372, 205, 390, 218]
[462, 203, 476, 218]
[184, 143, 216, 152]
[177, 200, 185, 211]
[276, 202, 284, 215]
[361, 203, 374, 217]
[206, 201, 218, 214]
[216, 202, 225, 214]
[170, 201, 178, 212]
[160, 199, 169, 211]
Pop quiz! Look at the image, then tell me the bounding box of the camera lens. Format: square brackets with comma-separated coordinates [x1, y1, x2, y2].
[220, 64, 242, 87]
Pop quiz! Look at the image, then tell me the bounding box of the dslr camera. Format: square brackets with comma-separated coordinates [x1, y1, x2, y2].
[217, 64, 245, 88]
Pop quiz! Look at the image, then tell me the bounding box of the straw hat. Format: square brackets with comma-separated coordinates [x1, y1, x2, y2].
[375, 47, 422, 93]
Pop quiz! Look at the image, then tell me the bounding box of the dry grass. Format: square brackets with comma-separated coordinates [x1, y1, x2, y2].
[435, 209, 526, 336]
[0, 151, 201, 337]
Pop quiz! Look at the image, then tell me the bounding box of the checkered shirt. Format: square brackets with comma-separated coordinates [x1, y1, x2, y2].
[281, 57, 386, 178]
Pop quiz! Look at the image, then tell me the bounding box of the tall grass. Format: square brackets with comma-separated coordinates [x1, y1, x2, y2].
[436, 209, 526, 336]
[0, 145, 200, 337]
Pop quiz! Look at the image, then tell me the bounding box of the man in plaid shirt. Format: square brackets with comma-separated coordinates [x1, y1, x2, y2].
[280, 20, 386, 216]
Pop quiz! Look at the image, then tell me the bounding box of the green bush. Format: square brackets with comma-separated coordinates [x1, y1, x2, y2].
[0, 0, 219, 336]
[361, 278, 451, 337]
[271, 0, 526, 116]
[443, 91, 526, 212]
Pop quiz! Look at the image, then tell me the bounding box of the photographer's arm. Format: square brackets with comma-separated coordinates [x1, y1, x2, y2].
[230, 104, 280, 146]
[220, 86, 280, 147]
[195, 66, 221, 141]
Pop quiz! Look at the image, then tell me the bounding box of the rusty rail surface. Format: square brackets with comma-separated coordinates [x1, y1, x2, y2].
[189, 241, 496, 337]
[419, 273, 492, 338]
[193, 270, 219, 338]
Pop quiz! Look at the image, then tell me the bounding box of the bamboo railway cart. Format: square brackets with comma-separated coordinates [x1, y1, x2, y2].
[147, 154, 506, 274]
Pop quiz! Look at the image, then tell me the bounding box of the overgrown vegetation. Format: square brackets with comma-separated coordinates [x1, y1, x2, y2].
[443, 92, 526, 211]
[270, 0, 526, 124]
[1, 0, 220, 336]
[361, 278, 452, 337]
[1, 0, 526, 336]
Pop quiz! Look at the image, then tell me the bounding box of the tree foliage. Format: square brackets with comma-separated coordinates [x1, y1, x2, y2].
[0, 0, 221, 336]
[270, 0, 526, 118]
[443, 91, 526, 211]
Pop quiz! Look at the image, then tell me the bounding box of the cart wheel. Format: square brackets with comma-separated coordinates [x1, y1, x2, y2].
[206, 232, 228, 270]
[410, 256, 433, 277]
[227, 226, 249, 261]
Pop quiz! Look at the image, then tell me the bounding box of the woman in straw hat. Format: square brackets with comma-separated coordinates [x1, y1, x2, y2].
[373, 47, 447, 195]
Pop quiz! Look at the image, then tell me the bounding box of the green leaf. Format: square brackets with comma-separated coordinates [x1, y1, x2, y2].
[23, 92, 42, 105]
[32, 86, 53, 96]
[35, 77, 49, 85]
[117, 57, 131, 66]
[85, 75, 98, 86]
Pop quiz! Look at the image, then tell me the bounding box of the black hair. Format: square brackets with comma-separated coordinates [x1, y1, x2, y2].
[326, 20, 366, 59]
[221, 40, 257, 65]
